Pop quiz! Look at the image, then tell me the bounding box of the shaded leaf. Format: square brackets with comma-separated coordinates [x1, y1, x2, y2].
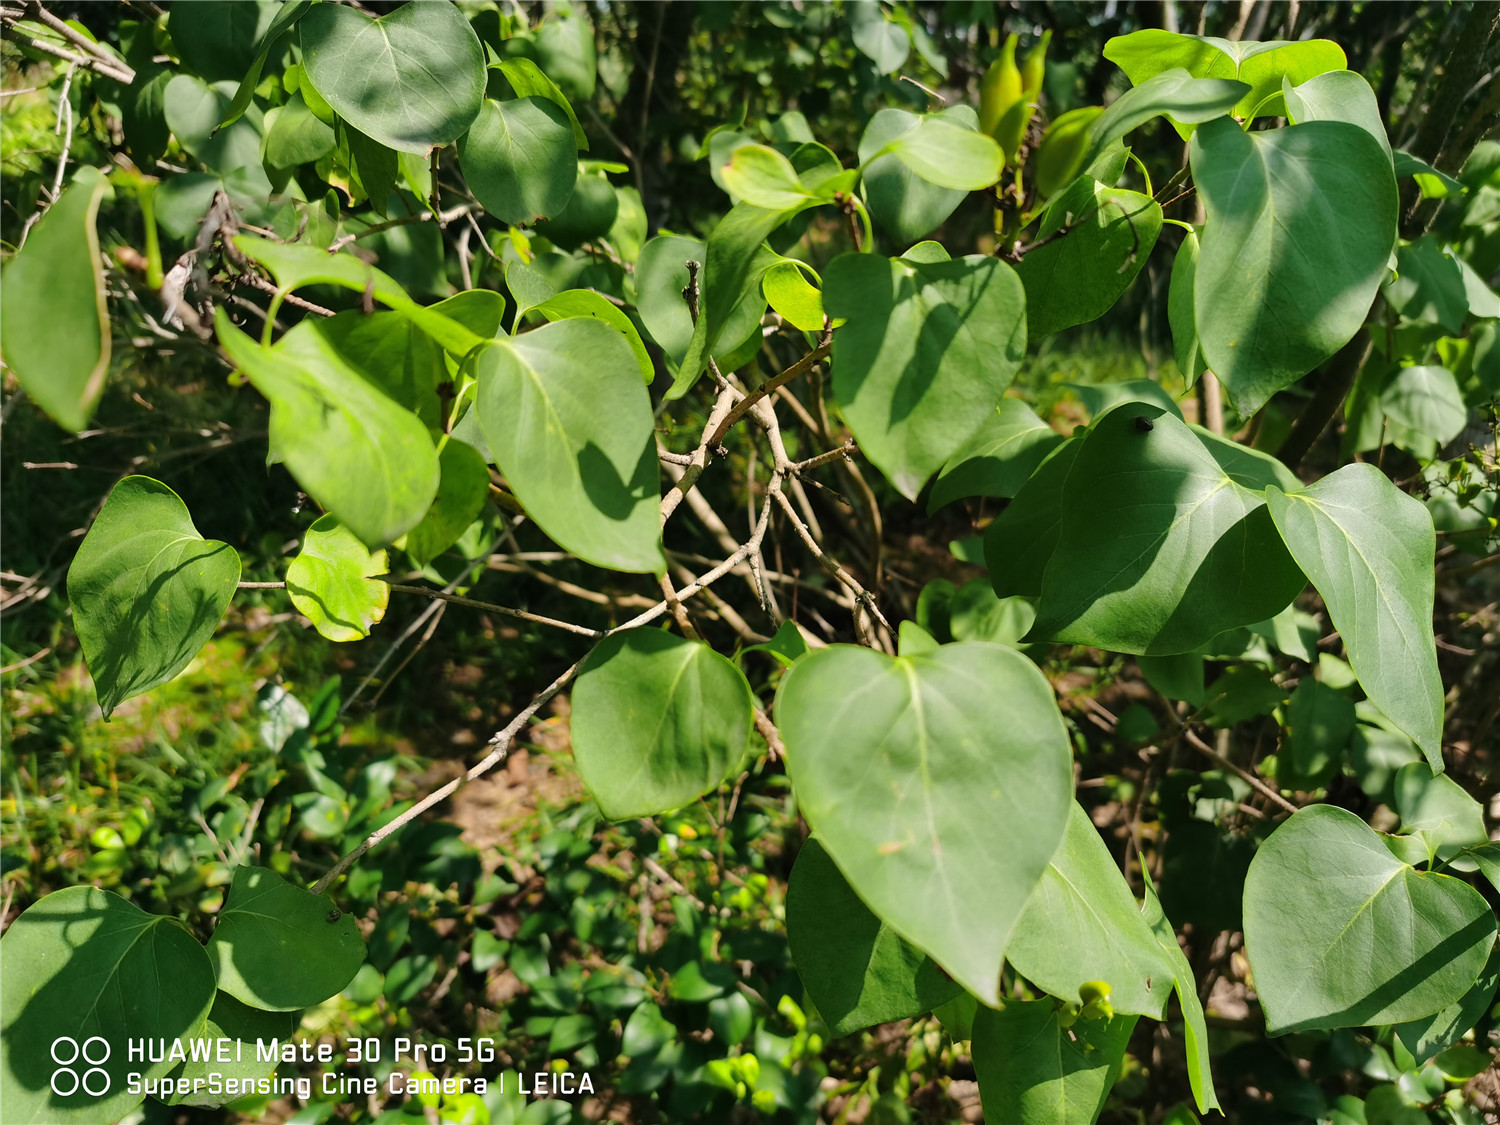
[972, 1001, 1137, 1125]
[985, 436, 1082, 600]
[928, 398, 1064, 511]
[0, 167, 112, 431]
[1029, 406, 1305, 655]
[1278, 679, 1356, 791]
[474, 319, 663, 572]
[1190, 117, 1396, 415]
[1082, 68, 1247, 168]
[1007, 803, 1175, 1018]
[161, 994, 297, 1108]
[858, 107, 973, 246]
[459, 97, 578, 226]
[1017, 177, 1162, 338]
[1283, 70, 1391, 160]
[530, 289, 654, 383]
[786, 837, 961, 1036]
[208, 865, 367, 1011]
[68, 476, 240, 719]
[403, 439, 491, 567]
[0, 887, 216, 1125]
[823, 252, 1027, 499]
[217, 314, 440, 549]
[1141, 879, 1221, 1114]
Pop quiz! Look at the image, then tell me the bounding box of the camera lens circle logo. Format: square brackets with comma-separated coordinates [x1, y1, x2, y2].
[50, 1037, 111, 1098]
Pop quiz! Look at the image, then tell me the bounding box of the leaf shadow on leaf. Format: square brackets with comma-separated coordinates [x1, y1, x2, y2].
[1029, 408, 1303, 653]
[1, 898, 210, 1110]
[897, 273, 1002, 428]
[90, 543, 239, 714]
[837, 262, 1007, 429]
[578, 440, 657, 522]
[284, 576, 365, 636]
[1274, 909, 1497, 1035]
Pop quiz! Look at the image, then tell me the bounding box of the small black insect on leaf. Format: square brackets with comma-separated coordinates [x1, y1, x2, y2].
[1134, 416, 1154, 433]
[326, 908, 342, 924]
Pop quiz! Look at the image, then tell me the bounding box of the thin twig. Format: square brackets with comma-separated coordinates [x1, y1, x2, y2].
[708, 342, 831, 449]
[898, 74, 947, 104]
[1180, 727, 1298, 815]
[382, 582, 603, 638]
[368, 601, 446, 709]
[0, 647, 51, 675]
[753, 708, 785, 760]
[1, 27, 132, 84]
[17, 62, 73, 248]
[24, 2, 135, 81]
[312, 657, 582, 895]
[327, 202, 474, 253]
[661, 387, 738, 522]
[773, 487, 891, 640]
[234, 269, 336, 317]
[791, 440, 858, 474]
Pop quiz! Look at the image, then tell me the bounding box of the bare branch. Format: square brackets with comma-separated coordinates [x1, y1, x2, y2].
[708, 341, 832, 449]
[312, 656, 582, 895]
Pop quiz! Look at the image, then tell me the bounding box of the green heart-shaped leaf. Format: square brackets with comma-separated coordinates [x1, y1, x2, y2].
[459, 97, 578, 226]
[570, 629, 754, 819]
[1027, 406, 1305, 655]
[823, 252, 1027, 499]
[676, 202, 802, 396]
[1190, 117, 1396, 415]
[300, 0, 485, 153]
[402, 440, 491, 568]
[68, 476, 240, 719]
[1104, 31, 1346, 123]
[531, 290, 654, 383]
[1016, 177, 1162, 339]
[1081, 68, 1247, 168]
[160, 994, 296, 1108]
[775, 642, 1073, 1005]
[286, 515, 390, 642]
[208, 866, 368, 1011]
[1283, 70, 1391, 159]
[1243, 805, 1494, 1034]
[634, 234, 772, 377]
[858, 107, 971, 246]
[1007, 803, 1175, 1018]
[217, 314, 440, 550]
[1264, 463, 1443, 768]
[928, 398, 1064, 511]
[475, 319, 663, 573]
[0, 887, 216, 1125]
[972, 1000, 1137, 1125]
